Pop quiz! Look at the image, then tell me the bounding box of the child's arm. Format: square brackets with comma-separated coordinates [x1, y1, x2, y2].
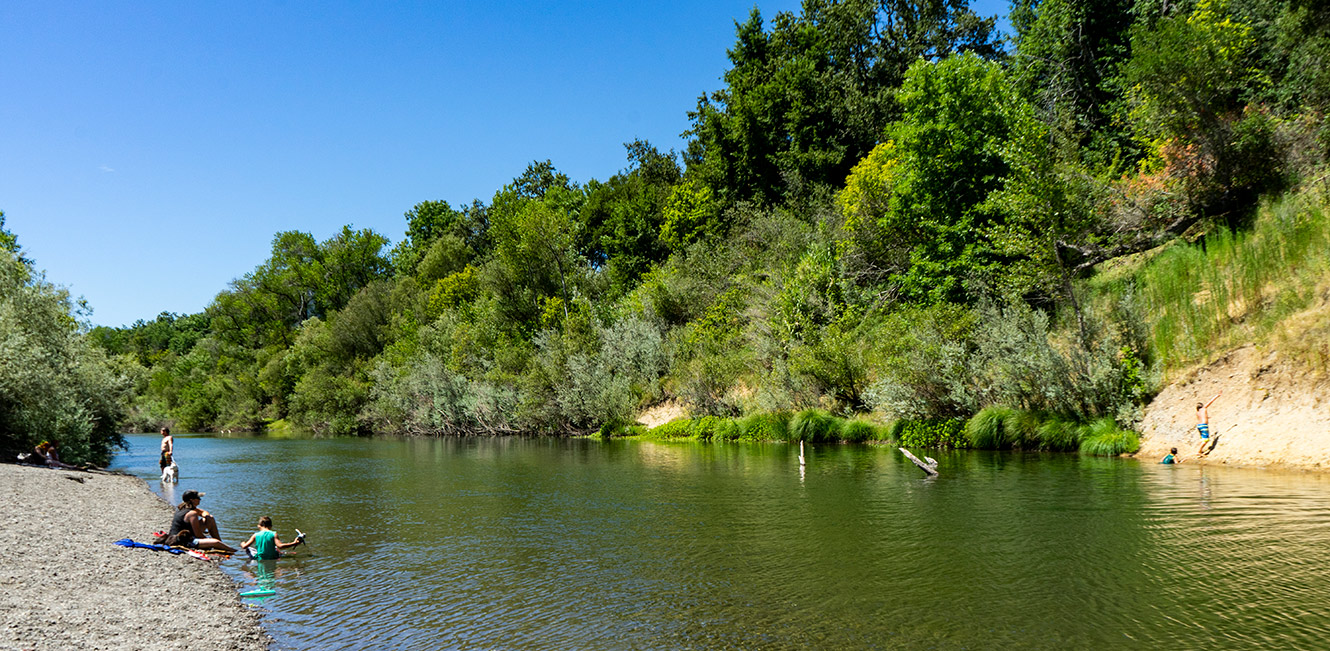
[274, 536, 302, 550]
[1204, 391, 1222, 408]
[242, 532, 257, 548]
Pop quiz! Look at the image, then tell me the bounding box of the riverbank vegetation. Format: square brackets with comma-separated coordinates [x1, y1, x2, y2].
[0, 214, 129, 465]
[68, 0, 1330, 451]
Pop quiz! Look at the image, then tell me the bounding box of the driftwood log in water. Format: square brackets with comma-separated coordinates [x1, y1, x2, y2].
[899, 448, 939, 476]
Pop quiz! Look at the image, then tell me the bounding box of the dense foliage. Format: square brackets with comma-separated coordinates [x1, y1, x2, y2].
[0, 214, 130, 465]
[82, 0, 1328, 444]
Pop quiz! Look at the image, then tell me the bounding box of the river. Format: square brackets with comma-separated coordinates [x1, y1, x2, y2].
[112, 433, 1330, 650]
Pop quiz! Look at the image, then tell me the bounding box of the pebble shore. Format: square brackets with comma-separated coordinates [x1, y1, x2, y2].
[0, 463, 269, 651]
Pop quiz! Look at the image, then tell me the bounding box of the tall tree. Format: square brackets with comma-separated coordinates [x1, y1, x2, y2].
[840, 53, 1031, 303]
[1010, 0, 1138, 166]
[686, 0, 1000, 207]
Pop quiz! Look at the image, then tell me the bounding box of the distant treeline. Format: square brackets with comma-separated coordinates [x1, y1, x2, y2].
[80, 0, 1329, 447]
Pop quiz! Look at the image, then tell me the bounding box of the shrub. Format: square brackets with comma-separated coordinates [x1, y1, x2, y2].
[1035, 415, 1084, 451]
[838, 418, 879, 443]
[965, 406, 1016, 449]
[896, 419, 966, 449]
[690, 415, 731, 441]
[790, 409, 839, 442]
[737, 411, 791, 441]
[648, 418, 696, 439]
[1079, 418, 1141, 456]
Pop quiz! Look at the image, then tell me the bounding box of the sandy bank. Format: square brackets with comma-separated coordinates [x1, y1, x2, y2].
[1136, 345, 1330, 470]
[0, 464, 268, 651]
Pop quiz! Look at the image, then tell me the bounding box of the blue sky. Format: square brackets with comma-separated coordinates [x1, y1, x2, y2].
[1, 1, 1011, 328]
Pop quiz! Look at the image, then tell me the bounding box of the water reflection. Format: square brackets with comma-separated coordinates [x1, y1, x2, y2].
[113, 435, 1330, 650]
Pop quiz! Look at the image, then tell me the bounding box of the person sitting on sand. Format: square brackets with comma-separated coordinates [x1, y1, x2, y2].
[1196, 391, 1222, 455]
[1160, 447, 1181, 464]
[169, 490, 237, 552]
[34, 441, 79, 470]
[241, 516, 304, 560]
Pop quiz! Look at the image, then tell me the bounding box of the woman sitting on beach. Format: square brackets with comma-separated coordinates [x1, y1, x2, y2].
[34, 441, 79, 470]
[169, 490, 237, 553]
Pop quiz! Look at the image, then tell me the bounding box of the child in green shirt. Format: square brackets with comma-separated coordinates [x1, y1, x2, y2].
[242, 516, 304, 560]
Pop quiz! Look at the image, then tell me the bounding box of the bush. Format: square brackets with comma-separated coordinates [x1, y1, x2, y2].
[1079, 418, 1141, 456]
[1036, 416, 1084, 452]
[965, 406, 1016, 449]
[647, 418, 696, 439]
[789, 409, 840, 443]
[737, 411, 791, 441]
[838, 418, 879, 443]
[895, 419, 966, 449]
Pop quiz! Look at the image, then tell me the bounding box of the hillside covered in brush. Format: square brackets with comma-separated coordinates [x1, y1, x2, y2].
[85, 0, 1330, 451]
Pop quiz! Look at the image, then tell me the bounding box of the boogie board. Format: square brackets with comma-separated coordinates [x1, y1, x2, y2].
[239, 589, 275, 598]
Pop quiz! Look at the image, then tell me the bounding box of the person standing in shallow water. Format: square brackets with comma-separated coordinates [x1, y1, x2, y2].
[159, 427, 174, 473]
[1196, 391, 1222, 455]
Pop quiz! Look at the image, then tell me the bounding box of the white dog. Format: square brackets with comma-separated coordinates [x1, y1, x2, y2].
[161, 459, 179, 484]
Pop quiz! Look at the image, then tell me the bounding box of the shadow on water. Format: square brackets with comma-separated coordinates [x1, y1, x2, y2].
[113, 435, 1330, 650]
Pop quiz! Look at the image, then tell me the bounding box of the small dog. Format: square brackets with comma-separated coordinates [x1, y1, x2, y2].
[161, 459, 179, 484]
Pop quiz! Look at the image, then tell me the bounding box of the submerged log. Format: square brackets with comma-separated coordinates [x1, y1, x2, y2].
[899, 448, 939, 476]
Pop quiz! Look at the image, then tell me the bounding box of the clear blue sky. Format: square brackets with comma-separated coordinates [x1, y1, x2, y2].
[1, 1, 1010, 328]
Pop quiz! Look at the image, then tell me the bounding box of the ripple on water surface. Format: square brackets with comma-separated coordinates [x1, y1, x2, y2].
[114, 436, 1330, 650]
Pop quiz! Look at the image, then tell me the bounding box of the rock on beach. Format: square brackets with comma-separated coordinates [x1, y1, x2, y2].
[0, 463, 268, 651]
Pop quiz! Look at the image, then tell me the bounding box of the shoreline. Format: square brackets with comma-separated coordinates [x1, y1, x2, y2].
[1135, 345, 1330, 471]
[0, 463, 269, 651]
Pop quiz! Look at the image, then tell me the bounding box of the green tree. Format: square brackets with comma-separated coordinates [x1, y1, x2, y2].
[1123, 0, 1278, 218]
[0, 216, 129, 464]
[843, 53, 1031, 303]
[686, 0, 999, 206]
[578, 140, 678, 294]
[1010, 0, 1138, 166]
[659, 179, 720, 251]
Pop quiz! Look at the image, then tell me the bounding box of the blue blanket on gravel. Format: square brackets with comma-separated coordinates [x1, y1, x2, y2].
[113, 538, 184, 554]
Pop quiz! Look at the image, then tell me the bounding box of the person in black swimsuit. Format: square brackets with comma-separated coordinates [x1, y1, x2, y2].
[169, 490, 236, 552]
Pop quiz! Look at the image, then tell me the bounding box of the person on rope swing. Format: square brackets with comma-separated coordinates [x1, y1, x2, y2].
[1196, 391, 1222, 455]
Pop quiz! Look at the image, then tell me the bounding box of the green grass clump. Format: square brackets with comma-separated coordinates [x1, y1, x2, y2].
[1005, 409, 1043, 448]
[965, 406, 1016, 448]
[790, 409, 840, 443]
[838, 418, 879, 443]
[1078, 418, 1141, 456]
[1035, 415, 1083, 451]
[737, 412, 791, 441]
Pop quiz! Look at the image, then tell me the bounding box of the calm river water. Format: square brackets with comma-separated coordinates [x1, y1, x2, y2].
[112, 433, 1330, 650]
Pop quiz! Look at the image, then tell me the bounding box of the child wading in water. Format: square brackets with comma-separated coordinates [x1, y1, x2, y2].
[242, 516, 304, 560]
[1197, 391, 1222, 455]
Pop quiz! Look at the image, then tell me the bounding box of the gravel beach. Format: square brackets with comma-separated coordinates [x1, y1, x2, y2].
[0, 463, 269, 651]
